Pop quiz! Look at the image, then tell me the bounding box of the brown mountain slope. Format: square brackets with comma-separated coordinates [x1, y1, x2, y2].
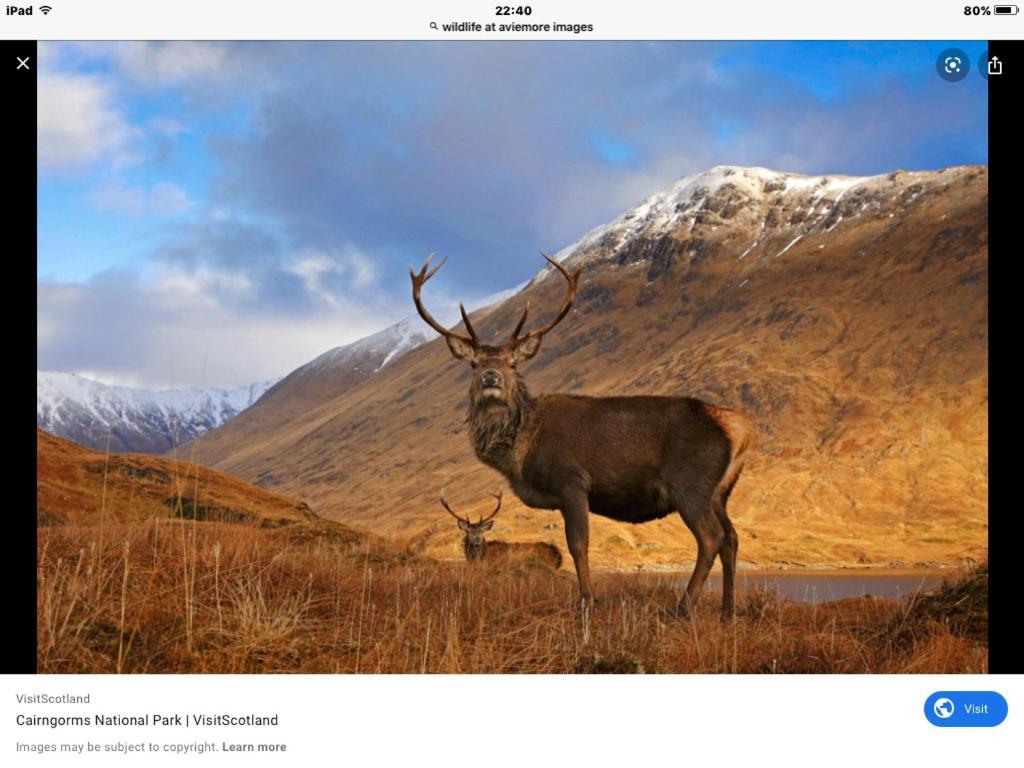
[37, 429, 343, 532]
[195, 311, 497, 466]
[191, 165, 988, 569]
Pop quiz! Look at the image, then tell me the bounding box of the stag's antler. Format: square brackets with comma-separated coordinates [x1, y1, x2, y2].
[507, 251, 584, 348]
[478, 489, 503, 525]
[440, 488, 503, 526]
[439, 487, 471, 525]
[410, 253, 479, 348]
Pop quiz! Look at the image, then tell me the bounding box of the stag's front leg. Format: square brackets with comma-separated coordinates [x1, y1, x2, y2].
[560, 486, 594, 609]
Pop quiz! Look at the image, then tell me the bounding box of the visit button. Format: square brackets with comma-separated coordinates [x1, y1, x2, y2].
[924, 691, 1007, 727]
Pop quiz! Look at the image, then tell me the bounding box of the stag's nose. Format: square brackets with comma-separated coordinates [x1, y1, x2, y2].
[481, 369, 503, 388]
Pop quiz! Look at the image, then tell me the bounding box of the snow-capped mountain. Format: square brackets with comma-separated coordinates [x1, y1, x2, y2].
[544, 164, 943, 275]
[37, 372, 278, 454]
[553, 166, 860, 259]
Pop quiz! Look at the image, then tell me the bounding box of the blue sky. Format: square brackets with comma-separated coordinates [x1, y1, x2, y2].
[37, 41, 988, 388]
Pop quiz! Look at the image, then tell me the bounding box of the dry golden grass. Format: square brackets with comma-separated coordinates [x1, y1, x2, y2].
[36, 428, 986, 673]
[37, 517, 988, 674]
[37, 429, 318, 529]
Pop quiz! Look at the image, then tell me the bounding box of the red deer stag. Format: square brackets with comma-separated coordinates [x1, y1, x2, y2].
[411, 253, 751, 616]
[440, 488, 563, 570]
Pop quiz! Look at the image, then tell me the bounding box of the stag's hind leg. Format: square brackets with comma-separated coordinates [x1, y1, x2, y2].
[713, 496, 739, 617]
[702, 405, 751, 618]
[676, 505, 725, 618]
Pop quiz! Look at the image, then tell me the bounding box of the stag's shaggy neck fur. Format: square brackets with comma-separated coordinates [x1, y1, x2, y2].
[468, 373, 536, 477]
[462, 537, 487, 561]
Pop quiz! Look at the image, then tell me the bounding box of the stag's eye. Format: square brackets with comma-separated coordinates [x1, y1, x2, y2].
[470, 360, 478, 369]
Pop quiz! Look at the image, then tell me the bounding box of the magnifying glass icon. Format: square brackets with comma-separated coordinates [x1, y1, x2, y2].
[430, 22, 438, 30]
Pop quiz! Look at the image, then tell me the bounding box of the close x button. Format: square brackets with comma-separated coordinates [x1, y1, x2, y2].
[924, 691, 1008, 727]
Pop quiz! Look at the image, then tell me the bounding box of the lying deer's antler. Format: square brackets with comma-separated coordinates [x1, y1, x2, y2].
[439, 487, 472, 525]
[478, 489, 503, 525]
[439, 488, 503, 526]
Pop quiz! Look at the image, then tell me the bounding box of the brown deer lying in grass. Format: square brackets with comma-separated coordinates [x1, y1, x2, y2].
[441, 489, 563, 570]
[412, 253, 751, 617]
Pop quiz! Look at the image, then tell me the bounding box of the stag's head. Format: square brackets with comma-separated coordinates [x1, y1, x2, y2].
[440, 488, 503, 561]
[409, 252, 583, 410]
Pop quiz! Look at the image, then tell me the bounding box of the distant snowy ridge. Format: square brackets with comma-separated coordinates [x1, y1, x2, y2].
[301, 316, 442, 376]
[37, 372, 278, 454]
[299, 282, 528, 377]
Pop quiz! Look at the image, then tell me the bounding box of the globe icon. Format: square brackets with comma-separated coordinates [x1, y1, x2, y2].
[933, 698, 955, 719]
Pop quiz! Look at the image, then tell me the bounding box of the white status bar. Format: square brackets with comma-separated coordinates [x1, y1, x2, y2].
[1, 0, 1020, 40]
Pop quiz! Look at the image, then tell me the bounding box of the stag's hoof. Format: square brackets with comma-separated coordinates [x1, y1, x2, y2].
[675, 597, 696, 620]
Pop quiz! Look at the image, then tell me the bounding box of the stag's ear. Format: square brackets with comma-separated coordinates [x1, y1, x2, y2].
[445, 336, 477, 363]
[457, 519, 471, 532]
[510, 334, 543, 364]
[482, 520, 495, 531]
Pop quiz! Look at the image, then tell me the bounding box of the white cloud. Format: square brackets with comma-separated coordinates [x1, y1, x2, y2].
[89, 180, 145, 215]
[288, 249, 377, 307]
[148, 263, 254, 309]
[150, 182, 193, 214]
[37, 43, 201, 174]
[38, 270, 393, 389]
[347, 251, 377, 288]
[150, 117, 189, 137]
[104, 41, 240, 87]
[37, 72, 133, 170]
[90, 179, 193, 216]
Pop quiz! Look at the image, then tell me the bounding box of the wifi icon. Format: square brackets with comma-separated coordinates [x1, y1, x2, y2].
[39, 4, 52, 13]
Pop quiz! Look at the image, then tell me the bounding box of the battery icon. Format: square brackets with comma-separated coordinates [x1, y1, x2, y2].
[994, 4, 1019, 13]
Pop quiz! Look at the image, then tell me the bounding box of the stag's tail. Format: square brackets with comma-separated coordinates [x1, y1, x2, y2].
[703, 405, 752, 507]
